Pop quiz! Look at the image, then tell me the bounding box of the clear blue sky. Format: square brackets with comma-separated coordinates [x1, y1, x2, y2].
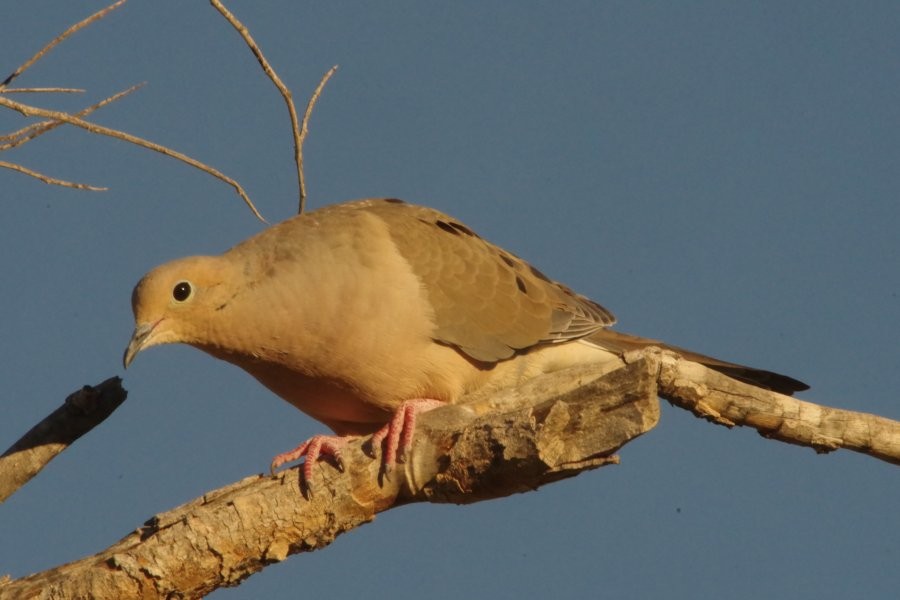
[2, 2, 898, 598]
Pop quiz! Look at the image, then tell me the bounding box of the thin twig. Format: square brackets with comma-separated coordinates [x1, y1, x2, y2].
[0, 160, 106, 190]
[0, 95, 266, 222]
[210, 0, 329, 215]
[0, 87, 86, 94]
[0, 83, 144, 152]
[0, 121, 46, 144]
[1, 0, 128, 88]
[297, 65, 338, 213]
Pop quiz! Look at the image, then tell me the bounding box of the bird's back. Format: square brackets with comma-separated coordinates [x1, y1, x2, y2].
[176, 198, 807, 434]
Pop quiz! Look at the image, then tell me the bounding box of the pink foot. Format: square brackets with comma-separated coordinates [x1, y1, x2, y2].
[270, 434, 353, 484]
[369, 398, 446, 474]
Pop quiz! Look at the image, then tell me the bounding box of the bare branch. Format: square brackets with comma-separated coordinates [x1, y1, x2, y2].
[297, 65, 338, 213]
[209, 0, 303, 212]
[210, 0, 336, 215]
[0, 122, 45, 144]
[2, 351, 898, 597]
[1, 0, 128, 89]
[0, 83, 144, 152]
[0, 360, 656, 598]
[638, 348, 900, 465]
[0, 87, 85, 94]
[0, 95, 266, 222]
[0, 160, 106, 191]
[0, 378, 127, 504]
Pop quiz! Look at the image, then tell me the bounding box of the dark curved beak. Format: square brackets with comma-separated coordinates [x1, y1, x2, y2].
[123, 322, 155, 369]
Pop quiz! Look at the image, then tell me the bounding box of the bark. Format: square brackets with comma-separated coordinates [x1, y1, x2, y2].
[0, 377, 127, 503]
[3, 351, 899, 599]
[0, 359, 658, 600]
[645, 350, 900, 464]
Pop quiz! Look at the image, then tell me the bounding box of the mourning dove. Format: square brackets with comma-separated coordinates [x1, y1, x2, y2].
[124, 198, 807, 480]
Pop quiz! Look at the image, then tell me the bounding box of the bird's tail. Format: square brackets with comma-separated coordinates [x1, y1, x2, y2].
[588, 329, 809, 396]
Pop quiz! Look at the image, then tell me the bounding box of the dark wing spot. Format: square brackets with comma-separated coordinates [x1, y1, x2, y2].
[515, 275, 528, 294]
[529, 264, 553, 283]
[383, 198, 406, 204]
[448, 221, 476, 236]
[500, 254, 516, 268]
[435, 220, 459, 235]
[434, 219, 479, 237]
[556, 282, 573, 295]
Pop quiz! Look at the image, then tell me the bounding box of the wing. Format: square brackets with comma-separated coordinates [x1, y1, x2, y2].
[369, 200, 615, 362]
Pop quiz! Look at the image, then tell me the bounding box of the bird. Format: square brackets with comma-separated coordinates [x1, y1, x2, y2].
[124, 198, 808, 482]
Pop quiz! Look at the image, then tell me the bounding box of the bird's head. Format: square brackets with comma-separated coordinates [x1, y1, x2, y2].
[123, 256, 229, 369]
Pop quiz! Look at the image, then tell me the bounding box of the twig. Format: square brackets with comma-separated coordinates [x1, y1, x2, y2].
[210, 0, 336, 215]
[0, 87, 86, 94]
[298, 65, 339, 213]
[209, 0, 303, 212]
[0, 95, 266, 222]
[0, 377, 127, 504]
[0, 160, 106, 190]
[1, 0, 128, 89]
[0, 83, 144, 152]
[0, 121, 46, 144]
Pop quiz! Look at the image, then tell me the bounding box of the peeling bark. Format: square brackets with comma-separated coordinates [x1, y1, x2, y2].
[3, 352, 899, 599]
[1, 359, 658, 600]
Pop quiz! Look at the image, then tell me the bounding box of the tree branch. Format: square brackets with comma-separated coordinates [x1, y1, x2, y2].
[209, 0, 337, 215]
[1, 2, 269, 222]
[0, 0, 127, 89]
[0, 94, 266, 223]
[0, 83, 144, 152]
[296, 65, 338, 213]
[210, 0, 305, 213]
[3, 1, 337, 222]
[3, 353, 898, 598]
[0, 160, 107, 191]
[0, 359, 658, 599]
[0, 377, 127, 504]
[643, 349, 900, 464]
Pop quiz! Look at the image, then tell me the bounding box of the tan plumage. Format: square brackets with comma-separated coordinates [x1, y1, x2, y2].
[125, 198, 807, 449]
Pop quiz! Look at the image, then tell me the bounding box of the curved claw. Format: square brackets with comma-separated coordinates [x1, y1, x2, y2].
[270, 434, 350, 491]
[271, 398, 445, 493]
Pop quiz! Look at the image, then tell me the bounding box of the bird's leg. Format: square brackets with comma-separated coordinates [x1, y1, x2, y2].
[369, 398, 446, 474]
[271, 398, 445, 488]
[270, 434, 355, 484]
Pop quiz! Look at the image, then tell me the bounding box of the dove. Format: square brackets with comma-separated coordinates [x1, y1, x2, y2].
[124, 198, 807, 481]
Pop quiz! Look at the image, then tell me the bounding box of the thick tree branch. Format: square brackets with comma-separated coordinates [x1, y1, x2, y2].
[3, 353, 898, 598]
[0, 359, 658, 599]
[0, 377, 127, 504]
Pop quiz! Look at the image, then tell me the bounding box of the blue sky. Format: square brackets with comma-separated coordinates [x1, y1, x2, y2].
[2, 2, 898, 598]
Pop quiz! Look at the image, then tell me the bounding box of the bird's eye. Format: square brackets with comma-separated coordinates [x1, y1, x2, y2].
[172, 281, 193, 302]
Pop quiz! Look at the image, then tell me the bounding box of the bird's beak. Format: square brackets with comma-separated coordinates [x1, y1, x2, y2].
[123, 321, 158, 369]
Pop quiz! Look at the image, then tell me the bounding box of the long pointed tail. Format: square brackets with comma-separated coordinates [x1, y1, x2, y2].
[588, 329, 809, 395]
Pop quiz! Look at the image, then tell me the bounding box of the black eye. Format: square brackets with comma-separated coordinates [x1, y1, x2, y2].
[172, 281, 192, 302]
